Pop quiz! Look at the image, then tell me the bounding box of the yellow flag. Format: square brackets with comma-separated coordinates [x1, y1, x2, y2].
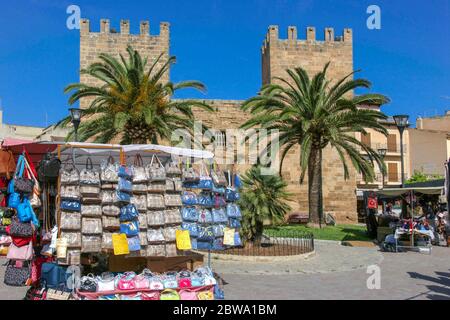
[223, 228, 235, 246]
[112, 234, 130, 256]
[176, 230, 192, 251]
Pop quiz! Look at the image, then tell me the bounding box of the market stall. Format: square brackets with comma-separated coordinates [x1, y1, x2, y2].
[0, 140, 240, 301]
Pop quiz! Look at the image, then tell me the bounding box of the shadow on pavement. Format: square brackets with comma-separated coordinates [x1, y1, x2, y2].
[408, 269, 450, 300]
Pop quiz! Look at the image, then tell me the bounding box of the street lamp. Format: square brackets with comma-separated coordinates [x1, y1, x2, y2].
[69, 108, 82, 142]
[393, 115, 410, 188]
[377, 148, 387, 189]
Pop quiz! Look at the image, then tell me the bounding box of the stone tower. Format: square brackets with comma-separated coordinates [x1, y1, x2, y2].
[79, 19, 170, 109]
[262, 26, 353, 85]
[260, 26, 357, 223]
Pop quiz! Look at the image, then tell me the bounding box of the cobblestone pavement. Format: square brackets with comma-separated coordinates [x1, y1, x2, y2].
[0, 243, 448, 300]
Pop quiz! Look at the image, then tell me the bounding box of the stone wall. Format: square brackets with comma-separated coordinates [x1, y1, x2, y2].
[79, 19, 170, 109]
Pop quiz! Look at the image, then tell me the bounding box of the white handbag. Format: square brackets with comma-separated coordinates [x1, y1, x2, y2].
[147, 228, 165, 244]
[146, 155, 166, 181]
[147, 211, 165, 227]
[97, 272, 116, 292]
[132, 154, 148, 183]
[81, 205, 102, 217]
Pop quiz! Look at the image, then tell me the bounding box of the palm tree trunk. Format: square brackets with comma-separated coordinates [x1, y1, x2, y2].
[308, 147, 324, 228]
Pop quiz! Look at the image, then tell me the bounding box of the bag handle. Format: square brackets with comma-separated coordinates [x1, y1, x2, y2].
[107, 156, 115, 165]
[134, 154, 144, 167]
[85, 157, 94, 170]
[150, 155, 163, 168]
[14, 155, 25, 179]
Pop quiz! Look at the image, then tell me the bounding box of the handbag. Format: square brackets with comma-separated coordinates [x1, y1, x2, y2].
[37, 153, 61, 183]
[211, 166, 227, 187]
[116, 272, 136, 291]
[165, 209, 182, 225]
[120, 220, 139, 237]
[81, 218, 102, 235]
[101, 190, 118, 204]
[102, 216, 120, 230]
[116, 190, 131, 204]
[182, 166, 200, 183]
[226, 203, 242, 219]
[182, 191, 198, 206]
[181, 222, 199, 237]
[60, 185, 81, 200]
[146, 245, 166, 257]
[60, 199, 81, 212]
[118, 165, 134, 181]
[198, 165, 213, 190]
[198, 290, 215, 300]
[141, 291, 161, 300]
[127, 236, 141, 252]
[212, 224, 225, 237]
[197, 226, 215, 242]
[79, 274, 98, 292]
[119, 204, 139, 222]
[81, 205, 102, 217]
[132, 154, 148, 183]
[133, 183, 148, 194]
[118, 177, 133, 194]
[81, 235, 102, 253]
[165, 243, 178, 257]
[4, 260, 31, 287]
[225, 187, 240, 202]
[23, 159, 41, 208]
[131, 194, 147, 212]
[60, 212, 81, 230]
[100, 156, 119, 183]
[162, 272, 178, 289]
[212, 237, 225, 251]
[147, 194, 165, 209]
[147, 211, 165, 227]
[139, 231, 148, 246]
[80, 185, 100, 198]
[164, 194, 182, 207]
[60, 161, 80, 185]
[149, 276, 164, 290]
[133, 270, 151, 290]
[147, 228, 165, 244]
[79, 157, 100, 186]
[165, 159, 182, 176]
[148, 181, 166, 193]
[234, 231, 243, 247]
[17, 199, 39, 227]
[7, 242, 33, 261]
[178, 271, 192, 289]
[182, 207, 199, 222]
[212, 208, 228, 224]
[162, 226, 178, 242]
[40, 263, 67, 289]
[214, 195, 226, 208]
[60, 232, 82, 248]
[198, 192, 214, 207]
[9, 218, 34, 238]
[229, 218, 242, 229]
[198, 209, 213, 224]
[146, 155, 166, 181]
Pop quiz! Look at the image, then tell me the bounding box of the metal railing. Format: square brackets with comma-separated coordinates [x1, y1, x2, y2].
[205, 229, 315, 257]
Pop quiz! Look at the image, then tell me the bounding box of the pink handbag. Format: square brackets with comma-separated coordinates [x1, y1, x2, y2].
[179, 288, 200, 300]
[141, 291, 161, 300]
[7, 242, 33, 261]
[116, 272, 137, 291]
[133, 274, 150, 290]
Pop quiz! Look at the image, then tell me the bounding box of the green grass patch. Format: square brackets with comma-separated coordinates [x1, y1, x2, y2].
[265, 224, 371, 242]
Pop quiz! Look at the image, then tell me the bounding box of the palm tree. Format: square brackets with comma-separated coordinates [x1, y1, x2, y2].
[57, 46, 213, 144]
[241, 63, 390, 227]
[239, 166, 292, 242]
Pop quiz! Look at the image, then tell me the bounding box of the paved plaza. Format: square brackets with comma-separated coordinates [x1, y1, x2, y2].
[0, 242, 449, 300]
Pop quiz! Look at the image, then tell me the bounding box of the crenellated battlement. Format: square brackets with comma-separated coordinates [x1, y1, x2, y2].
[262, 25, 352, 53]
[80, 18, 170, 38]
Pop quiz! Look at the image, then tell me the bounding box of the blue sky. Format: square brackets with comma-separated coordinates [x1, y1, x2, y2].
[0, 0, 449, 128]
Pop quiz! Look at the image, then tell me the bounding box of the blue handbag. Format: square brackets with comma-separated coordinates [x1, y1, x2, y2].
[17, 199, 38, 226]
[198, 176, 213, 190]
[119, 204, 139, 222]
[198, 209, 213, 224]
[196, 240, 213, 250]
[8, 155, 25, 195]
[225, 188, 240, 202]
[181, 207, 199, 222]
[212, 208, 228, 224]
[8, 193, 21, 209]
[181, 222, 199, 237]
[127, 236, 141, 252]
[190, 238, 198, 251]
[212, 224, 225, 237]
[120, 220, 139, 237]
[118, 165, 133, 180]
[116, 190, 131, 204]
[40, 263, 68, 289]
[60, 200, 81, 212]
[212, 183, 225, 195]
[229, 218, 242, 229]
[226, 204, 242, 219]
[214, 283, 225, 300]
[197, 226, 215, 242]
[198, 192, 214, 207]
[212, 238, 225, 251]
[118, 177, 133, 194]
[234, 232, 243, 247]
[181, 192, 198, 206]
[182, 181, 200, 189]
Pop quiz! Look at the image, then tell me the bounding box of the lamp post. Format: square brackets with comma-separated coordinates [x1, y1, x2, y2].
[377, 148, 387, 189]
[393, 115, 409, 188]
[69, 108, 82, 142]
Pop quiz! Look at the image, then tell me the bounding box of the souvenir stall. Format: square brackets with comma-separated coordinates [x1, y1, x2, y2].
[1, 140, 241, 301]
[375, 185, 446, 254]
